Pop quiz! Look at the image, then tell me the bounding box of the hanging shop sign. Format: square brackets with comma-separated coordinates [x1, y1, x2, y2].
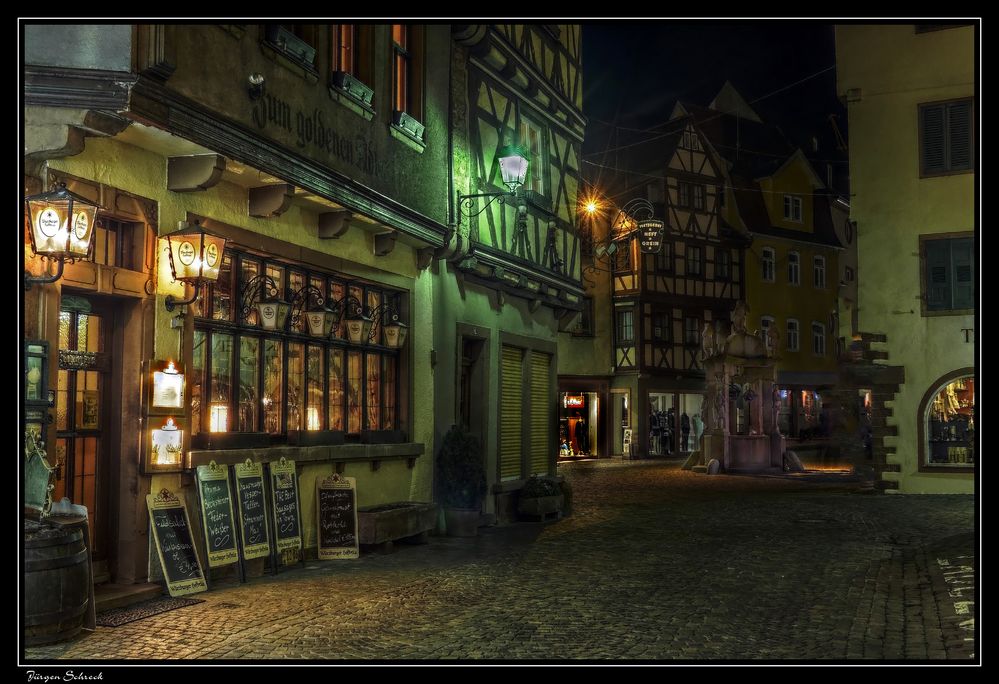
[58, 350, 108, 372]
[564, 395, 585, 408]
[638, 219, 665, 254]
[146, 488, 207, 597]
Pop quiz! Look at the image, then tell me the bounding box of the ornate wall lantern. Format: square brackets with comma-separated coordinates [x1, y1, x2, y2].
[456, 145, 530, 227]
[164, 221, 228, 311]
[24, 182, 100, 289]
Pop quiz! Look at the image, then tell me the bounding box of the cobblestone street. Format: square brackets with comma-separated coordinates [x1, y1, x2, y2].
[23, 460, 976, 663]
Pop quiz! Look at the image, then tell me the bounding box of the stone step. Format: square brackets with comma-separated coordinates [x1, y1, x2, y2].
[94, 582, 163, 613]
[691, 465, 708, 473]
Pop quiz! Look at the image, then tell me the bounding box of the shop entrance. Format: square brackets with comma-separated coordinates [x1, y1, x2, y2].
[648, 392, 705, 456]
[54, 295, 116, 583]
[558, 391, 600, 458]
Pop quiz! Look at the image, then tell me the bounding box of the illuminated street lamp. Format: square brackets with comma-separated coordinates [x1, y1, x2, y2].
[456, 145, 530, 226]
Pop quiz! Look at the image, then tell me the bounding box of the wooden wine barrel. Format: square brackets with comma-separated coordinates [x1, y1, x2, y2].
[24, 519, 90, 645]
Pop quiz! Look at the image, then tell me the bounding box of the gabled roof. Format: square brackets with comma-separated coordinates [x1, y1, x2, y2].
[760, 148, 827, 188]
[709, 80, 763, 123]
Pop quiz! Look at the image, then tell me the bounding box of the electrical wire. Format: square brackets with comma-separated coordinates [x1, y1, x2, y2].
[583, 64, 838, 160]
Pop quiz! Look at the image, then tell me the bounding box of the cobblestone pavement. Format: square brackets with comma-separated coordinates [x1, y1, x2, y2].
[23, 461, 976, 663]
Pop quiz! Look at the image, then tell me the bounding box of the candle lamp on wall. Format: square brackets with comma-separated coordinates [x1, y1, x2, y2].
[149, 359, 186, 412]
[144, 416, 186, 473]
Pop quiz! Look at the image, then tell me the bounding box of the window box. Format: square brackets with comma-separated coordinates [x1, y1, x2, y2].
[331, 71, 374, 106]
[265, 25, 316, 67]
[392, 110, 425, 140]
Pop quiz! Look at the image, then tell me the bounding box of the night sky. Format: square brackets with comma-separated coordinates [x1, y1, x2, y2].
[582, 21, 845, 159]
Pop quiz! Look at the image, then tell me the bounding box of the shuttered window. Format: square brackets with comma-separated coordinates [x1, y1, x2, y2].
[924, 237, 974, 312]
[920, 100, 974, 175]
[529, 351, 551, 476]
[500, 345, 524, 480]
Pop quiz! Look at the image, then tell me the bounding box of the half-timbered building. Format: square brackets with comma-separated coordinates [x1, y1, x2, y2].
[442, 25, 585, 520]
[603, 120, 748, 458]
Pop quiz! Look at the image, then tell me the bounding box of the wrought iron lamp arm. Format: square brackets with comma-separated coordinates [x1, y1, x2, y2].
[24, 258, 65, 291]
[288, 284, 327, 327]
[166, 283, 202, 312]
[456, 189, 516, 225]
[239, 274, 282, 322]
[366, 302, 401, 342]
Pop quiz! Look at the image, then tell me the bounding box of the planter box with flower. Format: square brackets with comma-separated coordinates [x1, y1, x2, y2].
[517, 475, 564, 521]
[436, 426, 486, 537]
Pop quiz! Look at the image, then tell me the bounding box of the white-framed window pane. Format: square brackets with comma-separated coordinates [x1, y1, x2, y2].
[787, 321, 799, 352]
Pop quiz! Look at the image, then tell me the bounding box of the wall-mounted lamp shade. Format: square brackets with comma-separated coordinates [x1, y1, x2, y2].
[165, 223, 227, 284]
[382, 318, 408, 349]
[25, 184, 100, 259]
[305, 306, 337, 337]
[256, 297, 291, 331]
[497, 145, 530, 192]
[346, 311, 373, 345]
[150, 417, 183, 467]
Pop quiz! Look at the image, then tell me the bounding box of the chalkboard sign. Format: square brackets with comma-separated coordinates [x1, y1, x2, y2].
[196, 462, 239, 567]
[269, 457, 302, 552]
[146, 488, 207, 597]
[234, 460, 270, 560]
[316, 474, 358, 560]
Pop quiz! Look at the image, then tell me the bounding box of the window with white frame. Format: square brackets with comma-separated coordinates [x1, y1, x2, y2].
[812, 322, 826, 356]
[783, 195, 803, 222]
[813, 255, 826, 288]
[761, 247, 775, 282]
[760, 315, 775, 347]
[787, 319, 800, 352]
[519, 113, 547, 197]
[788, 251, 800, 285]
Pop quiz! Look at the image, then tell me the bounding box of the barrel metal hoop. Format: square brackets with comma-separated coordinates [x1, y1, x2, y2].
[25, 533, 84, 549]
[23, 601, 88, 626]
[24, 548, 89, 572]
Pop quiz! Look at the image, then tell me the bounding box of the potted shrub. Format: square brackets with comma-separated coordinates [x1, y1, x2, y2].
[436, 425, 486, 537]
[517, 475, 564, 520]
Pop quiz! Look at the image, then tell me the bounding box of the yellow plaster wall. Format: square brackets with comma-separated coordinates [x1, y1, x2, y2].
[761, 161, 816, 233]
[836, 24, 975, 493]
[745, 242, 839, 376]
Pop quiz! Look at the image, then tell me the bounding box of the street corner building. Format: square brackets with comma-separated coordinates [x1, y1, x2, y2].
[835, 24, 976, 493]
[21, 22, 585, 593]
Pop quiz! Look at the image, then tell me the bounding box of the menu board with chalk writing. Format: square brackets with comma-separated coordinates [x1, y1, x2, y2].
[146, 488, 207, 597]
[316, 474, 358, 560]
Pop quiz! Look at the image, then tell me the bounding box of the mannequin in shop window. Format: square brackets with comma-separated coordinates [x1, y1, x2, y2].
[568, 411, 586, 456]
[663, 408, 675, 455]
[650, 408, 663, 456]
[573, 411, 589, 455]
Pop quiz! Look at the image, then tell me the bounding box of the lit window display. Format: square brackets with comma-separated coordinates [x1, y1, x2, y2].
[926, 377, 975, 467]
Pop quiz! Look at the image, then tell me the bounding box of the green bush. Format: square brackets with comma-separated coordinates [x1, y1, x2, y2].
[435, 425, 487, 509]
[520, 474, 561, 498]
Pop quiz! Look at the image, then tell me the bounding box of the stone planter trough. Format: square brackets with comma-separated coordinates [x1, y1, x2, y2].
[357, 501, 438, 546]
